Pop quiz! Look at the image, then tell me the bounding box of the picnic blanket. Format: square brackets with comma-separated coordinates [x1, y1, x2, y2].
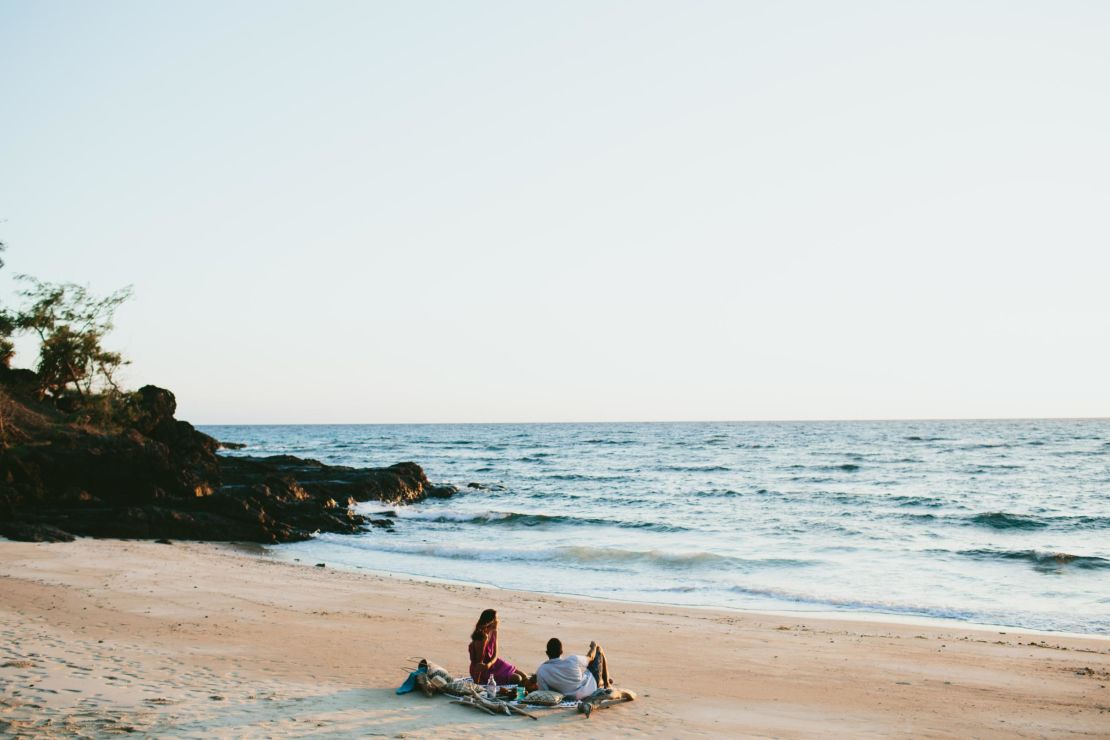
[442, 680, 578, 709]
[398, 659, 635, 719]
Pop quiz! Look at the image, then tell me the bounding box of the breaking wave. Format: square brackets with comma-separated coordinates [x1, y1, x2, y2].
[389, 509, 685, 532]
[957, 549, 1110, 571]
[322, 538, 813, 571]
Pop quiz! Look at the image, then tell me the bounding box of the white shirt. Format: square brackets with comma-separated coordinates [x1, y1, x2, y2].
[536, 654, 597, 699]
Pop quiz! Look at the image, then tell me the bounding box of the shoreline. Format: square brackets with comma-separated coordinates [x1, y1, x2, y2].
[3, 538, 1109, 737]
[260, 544, 1110, 642]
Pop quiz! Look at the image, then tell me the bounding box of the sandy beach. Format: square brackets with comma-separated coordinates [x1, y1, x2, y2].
[1, 539, 1108, 738]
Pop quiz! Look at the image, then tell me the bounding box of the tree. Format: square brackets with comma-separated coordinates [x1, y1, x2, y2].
[15, 276, 133, 398]
[0, 240, 13, 368]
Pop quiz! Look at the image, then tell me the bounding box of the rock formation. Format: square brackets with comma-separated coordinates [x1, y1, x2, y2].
[0, 375, 455, 543]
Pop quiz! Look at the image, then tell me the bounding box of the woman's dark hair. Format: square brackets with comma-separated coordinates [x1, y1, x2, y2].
[470, 608, 497, 642]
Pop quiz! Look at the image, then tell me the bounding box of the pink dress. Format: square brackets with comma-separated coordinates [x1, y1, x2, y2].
[468, 629, 518, 684]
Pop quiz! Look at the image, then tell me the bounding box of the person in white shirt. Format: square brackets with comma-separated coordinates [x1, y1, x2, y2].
[534, 637, 612, 699]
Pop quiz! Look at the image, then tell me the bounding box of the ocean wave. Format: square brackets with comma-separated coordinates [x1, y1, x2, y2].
[695, 487, 862, 501]
[788, 475, 835, 484]
[889, 495, 945, 507]
[661, 464, 731, 473]
[323, 539, 811, 570]
[963, 512, 1110, 530]
[547, 473, 630, 482]
[392, 509, 686, 532]
[695, 488, 947, 511]
[965, 464, 1023, 473]
[1051, 449, 1107, 457]
[1043, 514, 1110, 529]
[969, 512, 1050, 530]
[639, 582, 1104, 633]
[957, 549, 1110, 571]
[784, 463, 861, 473]
[703, 584, 983, 623]
[693, 488, 745, 497]
[903, 511, 1110, 531]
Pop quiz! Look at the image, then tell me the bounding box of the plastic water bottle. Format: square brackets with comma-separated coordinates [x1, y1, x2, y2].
[486, 675, 497, 699]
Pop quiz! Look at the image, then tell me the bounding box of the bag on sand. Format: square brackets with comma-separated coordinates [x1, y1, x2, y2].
[521, 690, 565, 706]
[413, 659, 453, 696]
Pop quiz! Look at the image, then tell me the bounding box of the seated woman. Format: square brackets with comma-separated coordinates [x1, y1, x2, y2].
[468, 608, 528, 686]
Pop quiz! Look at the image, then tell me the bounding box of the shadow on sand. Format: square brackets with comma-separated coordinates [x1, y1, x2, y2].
[161, 686, 586, 737]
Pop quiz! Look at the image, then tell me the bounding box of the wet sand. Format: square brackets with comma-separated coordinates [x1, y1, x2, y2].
[1, 539, 1108, 738]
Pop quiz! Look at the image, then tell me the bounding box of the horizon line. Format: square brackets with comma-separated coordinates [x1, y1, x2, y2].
[193, 415, 1110, 427]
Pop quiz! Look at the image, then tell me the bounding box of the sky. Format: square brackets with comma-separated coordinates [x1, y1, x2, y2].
[1, 1, 1108, 423]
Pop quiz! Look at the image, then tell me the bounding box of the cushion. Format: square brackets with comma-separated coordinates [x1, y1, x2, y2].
[521, 690, 565, 705]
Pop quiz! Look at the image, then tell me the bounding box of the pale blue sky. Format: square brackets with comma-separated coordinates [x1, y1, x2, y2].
[2, 1, 1108, 423]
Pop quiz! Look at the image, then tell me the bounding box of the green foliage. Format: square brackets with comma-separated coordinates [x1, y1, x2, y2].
[0, 238, 133, 422]
[0, 316, 15, 368]
[0, 241, 12, 367]
[14, 277, 133, 399]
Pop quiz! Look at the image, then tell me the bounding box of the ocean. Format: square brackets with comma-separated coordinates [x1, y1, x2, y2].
[200, 420, 1110, 635]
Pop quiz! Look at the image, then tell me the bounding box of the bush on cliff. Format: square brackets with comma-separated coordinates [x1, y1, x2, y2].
[0, 240, 133, 424]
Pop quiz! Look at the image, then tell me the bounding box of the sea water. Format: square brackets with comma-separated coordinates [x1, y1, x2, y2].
[201, 420, 1110, 634]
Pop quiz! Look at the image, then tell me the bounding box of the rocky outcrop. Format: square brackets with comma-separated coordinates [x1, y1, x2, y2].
[0, 381, 455, 543]
[219, 455, 456, 506]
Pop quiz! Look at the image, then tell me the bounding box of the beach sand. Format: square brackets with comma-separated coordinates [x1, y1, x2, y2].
[1, 539, 1108, 738]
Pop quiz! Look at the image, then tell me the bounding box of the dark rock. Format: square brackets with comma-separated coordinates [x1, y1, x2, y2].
[427, 484, 459, 499]
[315, 562, 326, 568]
[130, 385, 178, 436]
[54, 395, 81, 413]
[467, 482, 487, 490]
[217, 456, 448, 507]
[0, 367, 39, 389]
[218, 441, 247, 450]
[155, 538, 173, 545]
[0, 383, 451, 544]
[0, 522, 76, 542]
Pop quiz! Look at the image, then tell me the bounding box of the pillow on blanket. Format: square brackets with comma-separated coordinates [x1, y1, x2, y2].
[443, 679, 474, 695]
[522, 690, 565, 705]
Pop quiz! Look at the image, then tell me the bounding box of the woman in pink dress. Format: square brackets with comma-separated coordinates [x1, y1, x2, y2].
[468, 609, 528, 686]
